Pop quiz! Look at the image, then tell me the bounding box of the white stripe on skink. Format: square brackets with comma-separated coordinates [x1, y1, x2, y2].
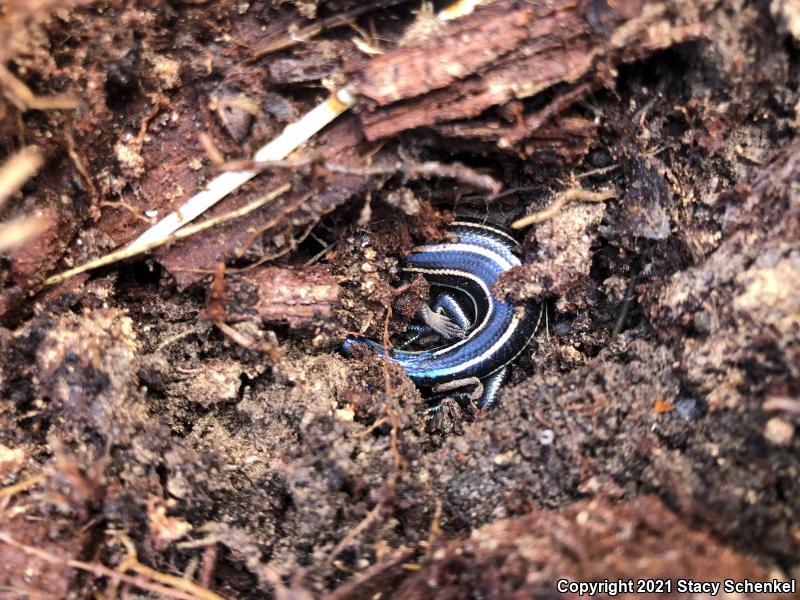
[408, 242, 514, 272]
[417, 315, 522, 378]
[450, 220, 519, 246]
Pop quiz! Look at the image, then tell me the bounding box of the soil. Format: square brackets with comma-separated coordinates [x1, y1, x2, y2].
[0, 0, 799, 598]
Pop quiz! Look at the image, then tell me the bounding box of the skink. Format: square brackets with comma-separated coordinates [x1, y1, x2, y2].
[342, 219, 538, 408]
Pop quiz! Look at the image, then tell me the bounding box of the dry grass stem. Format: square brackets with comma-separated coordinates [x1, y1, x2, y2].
[126, 88, 355, 252]
[438, 0, 491, 20]
[0, 532, 209, 600]
[43, 183, 291, 286]
[0, 473, 46, 499]
[118, 536, 225, 600]
[763, 397, 800, 415]
[0, 146, 43, 206]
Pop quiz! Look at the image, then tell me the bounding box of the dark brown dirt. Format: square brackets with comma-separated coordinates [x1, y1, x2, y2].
[0, 1, 799, 599]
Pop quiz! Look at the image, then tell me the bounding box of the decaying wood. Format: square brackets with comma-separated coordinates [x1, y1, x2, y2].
[351, 0, 710, 141]
[82, 0, 710, 290]
[358, 7, 534, 105]
[223, 265, 340, 330]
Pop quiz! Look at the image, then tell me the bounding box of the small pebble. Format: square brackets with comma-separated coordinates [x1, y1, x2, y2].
[553, 320, 572, 335]
[538, 429, 555, 445]
[764, 417, 794, 446]
[675, 397, 701, 421]
[493, 450, 514, 465]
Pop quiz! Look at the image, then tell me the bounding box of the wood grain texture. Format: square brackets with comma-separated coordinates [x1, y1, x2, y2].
[351, 0, 711, 140]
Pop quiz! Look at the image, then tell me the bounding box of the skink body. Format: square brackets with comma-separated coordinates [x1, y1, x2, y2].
[342, 219, 538, 404]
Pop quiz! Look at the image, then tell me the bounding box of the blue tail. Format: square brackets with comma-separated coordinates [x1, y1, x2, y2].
[341, 335, 386, 358]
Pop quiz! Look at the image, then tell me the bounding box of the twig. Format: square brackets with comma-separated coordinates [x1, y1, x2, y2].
[205, 262, 281, 362]
[512, 187, 614, 228]
[532, 410, 554, 429]
[125, 87, 355, 253]
[327, 159, 501, 193]
[386, 404, 403, 473]
[43, 182, 291, 286]
[326, 500, 384, 565]
[469, 184, 546, 202]
[232, 192, 313, 259]
[99, 199, 155, 224]
[0, 473, 45, 499]
[156, 328, 203, 352]
[353, 417, 388, 438]
[65, 129, 96, 198]
[117, 536, 224, 600]
[379, 160, 500, 194]
[199, 544, 218, 590]
[575, 163, 620, 180]
[224, 157, 502, 195]
[424, 500, 443, 553]
[304, 239, 336, 265]
[215, 321, 282, 364]
[205, 262, 228, 322]
[233, 219, 317, 271]
[0, 532, 204, 600]
[763, 397, 800, 415]
[176, 536, 225, 550]
[0, 146, 43, 206]
[221, 156, 316, 172]
[198, 132, 225, 167]
[381, 306, 395, 404]
[530, 82, 592, 127]
[0, 64, 77, 111]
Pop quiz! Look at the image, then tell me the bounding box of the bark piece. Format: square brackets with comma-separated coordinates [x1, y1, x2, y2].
[268, 52, 339, 84]
[224, 265, 340, 331]
[620, 155, 673, 240]
[357, 6, 534, 105]
[352, 0, 711, 141]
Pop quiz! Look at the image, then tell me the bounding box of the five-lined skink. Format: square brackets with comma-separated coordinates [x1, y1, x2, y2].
[342, 219, 538, 408]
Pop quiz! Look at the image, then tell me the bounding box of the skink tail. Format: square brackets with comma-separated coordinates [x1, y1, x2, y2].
[340, 335, 387, 358]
